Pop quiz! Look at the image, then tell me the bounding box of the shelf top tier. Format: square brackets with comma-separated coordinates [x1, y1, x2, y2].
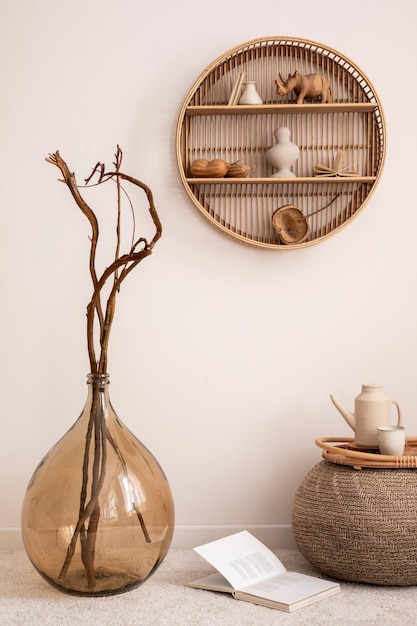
[184, 37, 383, 109]
[186, 103, 380, 116]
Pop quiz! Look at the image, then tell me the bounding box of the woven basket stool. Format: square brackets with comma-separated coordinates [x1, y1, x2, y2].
[292, 460, 417, 585]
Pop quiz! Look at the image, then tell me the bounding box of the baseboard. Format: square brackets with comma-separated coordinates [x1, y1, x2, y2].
[172, 524, 296, 549]
[0, 525, 296, 550]
[0, 529, 24, 549]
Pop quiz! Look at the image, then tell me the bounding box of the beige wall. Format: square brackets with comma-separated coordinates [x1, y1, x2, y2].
[1, 0, 416, 549]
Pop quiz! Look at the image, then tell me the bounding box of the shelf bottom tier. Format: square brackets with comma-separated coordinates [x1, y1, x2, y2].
[188, 179, 376, 248]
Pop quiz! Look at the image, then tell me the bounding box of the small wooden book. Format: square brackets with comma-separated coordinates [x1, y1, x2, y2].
[228, 72, 246, 105]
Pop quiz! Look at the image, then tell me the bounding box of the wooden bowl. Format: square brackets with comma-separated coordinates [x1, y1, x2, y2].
[225, 161, 254, 178]
[272, 205, 309, 244]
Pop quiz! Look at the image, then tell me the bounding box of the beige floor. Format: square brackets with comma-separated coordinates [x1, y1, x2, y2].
[1, 547, 417, 625]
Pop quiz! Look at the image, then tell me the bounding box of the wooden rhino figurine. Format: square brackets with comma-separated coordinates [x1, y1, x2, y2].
[275, 71, 333, 104]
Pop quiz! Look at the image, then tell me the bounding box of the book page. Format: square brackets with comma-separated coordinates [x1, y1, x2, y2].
[186, 572, 234, 593]
[240, 571, 339, 603]
[194, 531, 286, 590]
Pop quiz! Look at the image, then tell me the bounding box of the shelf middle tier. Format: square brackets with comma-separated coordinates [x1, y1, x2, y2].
[186, 176, 377, 184]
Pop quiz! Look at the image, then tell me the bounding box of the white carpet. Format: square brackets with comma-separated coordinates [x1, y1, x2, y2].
[1, 548, 417, 625]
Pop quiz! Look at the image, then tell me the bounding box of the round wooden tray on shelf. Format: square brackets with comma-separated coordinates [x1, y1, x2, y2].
[316, 437, 417, 470]
[176, 37, 386, 249]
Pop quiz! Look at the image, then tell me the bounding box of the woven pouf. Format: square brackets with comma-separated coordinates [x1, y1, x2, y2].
[292, 460, 417, 585]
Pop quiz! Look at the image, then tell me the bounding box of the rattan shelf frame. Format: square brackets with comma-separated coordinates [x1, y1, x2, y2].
[176, 37, 386, 249]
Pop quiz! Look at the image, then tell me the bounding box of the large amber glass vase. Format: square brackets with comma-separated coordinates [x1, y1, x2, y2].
[21, 373, 175, 596]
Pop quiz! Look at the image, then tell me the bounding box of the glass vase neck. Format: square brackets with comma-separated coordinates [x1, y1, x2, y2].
[87, 373, 110, 388]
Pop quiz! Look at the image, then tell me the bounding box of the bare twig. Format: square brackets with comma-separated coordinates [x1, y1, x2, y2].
[47, 147, 162, 587]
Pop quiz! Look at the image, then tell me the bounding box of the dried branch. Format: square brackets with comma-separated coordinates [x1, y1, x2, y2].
[46, 152, 103, 370]
[47, 147, 162, 587]
[46, 148, 162, 373]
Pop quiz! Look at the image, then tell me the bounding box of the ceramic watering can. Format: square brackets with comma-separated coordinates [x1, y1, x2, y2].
[330, 384, 402, 448]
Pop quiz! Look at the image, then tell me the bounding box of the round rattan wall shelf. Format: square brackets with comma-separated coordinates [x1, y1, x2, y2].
[176, 36, 386, 249]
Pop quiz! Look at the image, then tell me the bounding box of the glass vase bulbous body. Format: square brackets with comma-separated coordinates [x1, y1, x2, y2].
[21, 373, 175, 596]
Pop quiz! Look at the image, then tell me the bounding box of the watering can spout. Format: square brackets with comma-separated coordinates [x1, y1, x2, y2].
[330, 394, 356, 432]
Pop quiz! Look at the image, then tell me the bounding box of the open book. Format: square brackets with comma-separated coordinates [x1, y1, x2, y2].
[187, 531, 340, 613]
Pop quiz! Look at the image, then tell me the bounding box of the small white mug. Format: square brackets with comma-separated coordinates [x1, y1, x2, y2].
[377, 425, 406, 456]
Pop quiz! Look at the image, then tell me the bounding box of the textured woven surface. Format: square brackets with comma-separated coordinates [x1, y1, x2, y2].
[292, 460, 417, 585]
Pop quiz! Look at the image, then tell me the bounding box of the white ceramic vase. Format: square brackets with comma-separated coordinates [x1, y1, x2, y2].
[238, 81, 263, 105]
[266, 127, 300, 178]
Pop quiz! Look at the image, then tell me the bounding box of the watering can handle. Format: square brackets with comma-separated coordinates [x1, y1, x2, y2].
[391, 400, 402, 426]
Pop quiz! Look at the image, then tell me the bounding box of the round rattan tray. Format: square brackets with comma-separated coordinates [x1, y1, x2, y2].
[316, 436, 417, 470]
